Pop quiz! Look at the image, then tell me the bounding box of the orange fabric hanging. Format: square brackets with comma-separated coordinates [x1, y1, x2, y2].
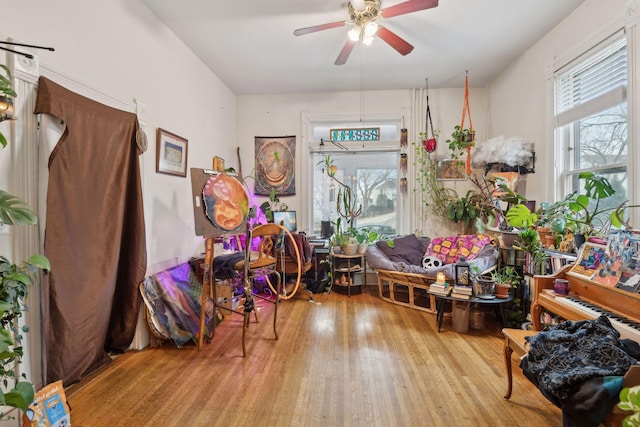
[460, 73, 474, 175]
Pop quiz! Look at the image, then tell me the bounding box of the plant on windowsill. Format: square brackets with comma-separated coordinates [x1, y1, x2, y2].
[506, 172, 640, 249]
[354, 228, 380, 254]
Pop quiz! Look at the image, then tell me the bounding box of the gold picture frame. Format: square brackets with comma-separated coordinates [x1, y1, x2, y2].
[436, 159, 466, 180]
[156, 128, 188, 177]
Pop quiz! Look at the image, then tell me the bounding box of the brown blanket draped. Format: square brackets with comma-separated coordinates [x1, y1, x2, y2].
[35, 77, 147, 385]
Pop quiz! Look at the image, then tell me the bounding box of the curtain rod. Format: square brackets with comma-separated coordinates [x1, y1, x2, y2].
[0, 41, 55, 59]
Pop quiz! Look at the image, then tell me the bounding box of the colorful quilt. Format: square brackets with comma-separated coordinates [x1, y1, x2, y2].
[140, 263, 214, 347]
[425, 234, 491, 264]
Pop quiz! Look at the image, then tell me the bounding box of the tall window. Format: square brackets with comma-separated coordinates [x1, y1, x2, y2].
[554, 31, 628, 212]
[309, 120, 401, 237]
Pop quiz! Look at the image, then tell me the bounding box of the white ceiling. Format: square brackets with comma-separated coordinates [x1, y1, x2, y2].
[141, 0, 586, 95]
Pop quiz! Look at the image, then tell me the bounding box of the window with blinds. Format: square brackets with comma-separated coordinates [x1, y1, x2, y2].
[554, 31, 628, 207]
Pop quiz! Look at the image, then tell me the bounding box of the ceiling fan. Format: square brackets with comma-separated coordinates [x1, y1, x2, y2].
[293, 0, 439, 65]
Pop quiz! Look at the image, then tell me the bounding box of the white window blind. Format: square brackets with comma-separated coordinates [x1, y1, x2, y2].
[555, 32, 627, 126]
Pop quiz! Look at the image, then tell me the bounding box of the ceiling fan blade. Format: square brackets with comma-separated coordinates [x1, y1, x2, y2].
[335, 39, 357, 65]
[350, 0, 366, 11]
[294, 21, 347, 36]
[377, 26, 414, 56]
[381, 0, 438, 19]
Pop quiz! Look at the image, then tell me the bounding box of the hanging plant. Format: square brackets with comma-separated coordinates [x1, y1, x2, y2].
[413, 137, 457, 221]
[446, 125, 475, 160]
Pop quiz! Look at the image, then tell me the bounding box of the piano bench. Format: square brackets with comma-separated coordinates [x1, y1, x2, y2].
[501, 328, 538, 400]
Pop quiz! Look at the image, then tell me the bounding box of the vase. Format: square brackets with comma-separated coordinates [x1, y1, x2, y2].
[501, 231, 521, 248]
[357, 243, 368, 255]
[342, 242, 358, 255]
[475, 276, 496, 299]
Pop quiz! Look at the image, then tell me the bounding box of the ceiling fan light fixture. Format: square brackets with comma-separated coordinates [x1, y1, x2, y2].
[348, 25, 362, 42]
[362, 34, 374, 46]
[364, 21, 378, 37]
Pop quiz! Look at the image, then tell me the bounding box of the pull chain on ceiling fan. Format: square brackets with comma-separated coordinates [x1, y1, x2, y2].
[293, 0, 439, 65]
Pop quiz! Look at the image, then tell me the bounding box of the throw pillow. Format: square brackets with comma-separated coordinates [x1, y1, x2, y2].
[376, 234, 423, 265]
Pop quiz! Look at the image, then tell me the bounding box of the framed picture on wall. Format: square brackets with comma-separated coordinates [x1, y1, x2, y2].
[436, 159, 466, 180]
[156, 128, 188, 177]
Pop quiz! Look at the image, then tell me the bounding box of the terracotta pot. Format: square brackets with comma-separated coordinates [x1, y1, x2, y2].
[543, 234, 557, 248]
[495, 283, 511, 299]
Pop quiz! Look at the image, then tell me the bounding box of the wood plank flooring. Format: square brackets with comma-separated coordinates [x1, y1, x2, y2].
[66, 287, 561, 426]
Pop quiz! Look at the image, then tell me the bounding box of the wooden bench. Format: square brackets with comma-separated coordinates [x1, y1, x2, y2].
[501, 328, 537, 399]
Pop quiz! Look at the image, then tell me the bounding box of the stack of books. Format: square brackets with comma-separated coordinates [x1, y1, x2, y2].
[429, 282, 452, 296]
[451, 285, 473, 300]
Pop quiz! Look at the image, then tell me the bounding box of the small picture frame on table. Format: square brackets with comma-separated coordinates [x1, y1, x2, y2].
[156, 128, 188, 177]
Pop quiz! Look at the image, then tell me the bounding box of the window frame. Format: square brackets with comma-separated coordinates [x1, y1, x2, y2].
[301, 110, 409, 237]
[553, 29, 630, 206]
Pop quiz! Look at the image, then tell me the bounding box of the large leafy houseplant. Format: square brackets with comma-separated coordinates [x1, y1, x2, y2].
[0, 65, 17, 148]
[506, 171, 638, 238]
[0, 66, 50, 419]
[618, 384, 640, 427]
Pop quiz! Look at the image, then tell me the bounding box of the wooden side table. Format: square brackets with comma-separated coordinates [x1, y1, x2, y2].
[501, 328, 538, 399]
[331, 253, 366, 296]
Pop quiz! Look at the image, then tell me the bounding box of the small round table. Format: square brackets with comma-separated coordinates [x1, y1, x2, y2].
[429, 292, 514, 332]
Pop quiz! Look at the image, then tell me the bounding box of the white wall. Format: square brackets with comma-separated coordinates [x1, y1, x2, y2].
[487, 0, 630, 205]
[1, 0, 239, 394]
[2, 0, 239, 266]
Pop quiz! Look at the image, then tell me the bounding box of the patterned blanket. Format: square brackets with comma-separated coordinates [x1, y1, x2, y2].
[521, 315, 640, 426]
[140, 263, 214, 347]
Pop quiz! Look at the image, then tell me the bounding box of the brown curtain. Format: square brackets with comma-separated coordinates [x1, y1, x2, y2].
[34, 77, 147, 385]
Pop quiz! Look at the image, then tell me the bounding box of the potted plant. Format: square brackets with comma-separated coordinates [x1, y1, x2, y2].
[446, 190, 490, 234]
[446, 125, 475, 160]
[330, 218, 344, 254]
[0, 68, 51, 420]
[618, 384, 640, 426]
[355, 228, 380, 255]
[491, 266, 521, 299]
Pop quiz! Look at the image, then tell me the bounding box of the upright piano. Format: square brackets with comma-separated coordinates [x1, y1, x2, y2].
[531, 264, 640, 343]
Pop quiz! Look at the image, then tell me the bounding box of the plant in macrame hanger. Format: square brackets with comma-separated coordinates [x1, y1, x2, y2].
[446, 72, 475, 175]
[422, 78, 437, 154]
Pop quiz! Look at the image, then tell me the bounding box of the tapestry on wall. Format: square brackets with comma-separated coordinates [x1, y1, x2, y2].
[254, 136, 295, 196]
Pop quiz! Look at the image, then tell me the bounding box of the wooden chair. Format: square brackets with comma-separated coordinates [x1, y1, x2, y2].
[234, 223, 283, 356]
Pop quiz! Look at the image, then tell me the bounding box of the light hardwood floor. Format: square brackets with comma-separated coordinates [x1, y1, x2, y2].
[66, 286, 561, 426]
